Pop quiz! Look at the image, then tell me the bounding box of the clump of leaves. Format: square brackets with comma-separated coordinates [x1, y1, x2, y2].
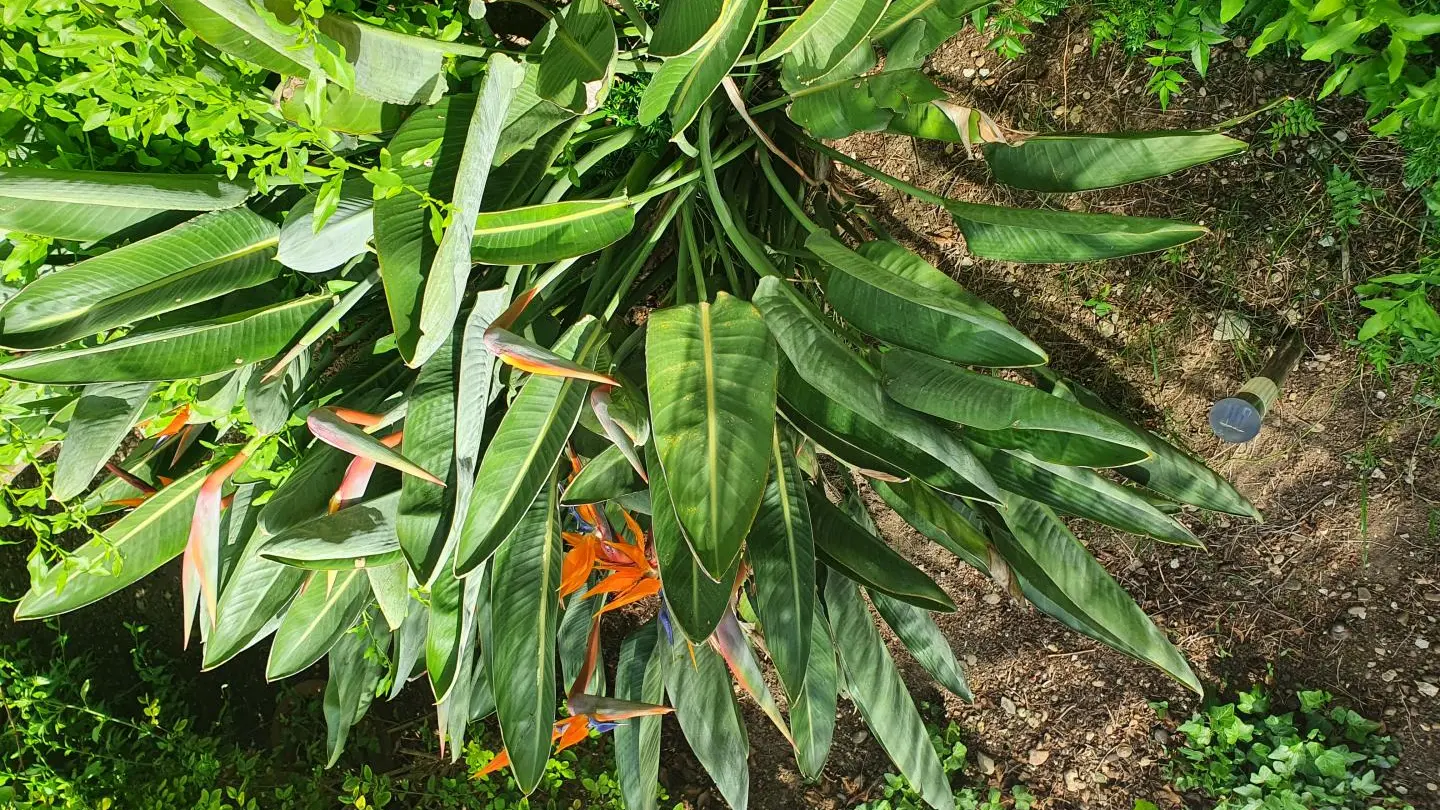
[1264, 98, 1322, 150]
[856, 722, 1038, 810]
[1355, 262, 1440, 386]
[1326, 166, 1383, 234]
[1167, 687, 1413, 810]
[2, 2, 1259, 810]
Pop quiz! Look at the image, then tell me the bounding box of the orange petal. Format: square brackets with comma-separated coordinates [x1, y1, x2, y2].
[559, 541, 598, 599]
[328, 407, 384, 427]
[150, 404, 191, 438]
[553, 716, 591, 753]
[620, 509, 647, 551]
[582, 569, 642, 600]
[472, 749, 511, 779]
[597, 577, 661, 615]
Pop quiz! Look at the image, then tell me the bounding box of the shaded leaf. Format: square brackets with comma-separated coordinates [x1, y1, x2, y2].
[52, 382, 155, 502]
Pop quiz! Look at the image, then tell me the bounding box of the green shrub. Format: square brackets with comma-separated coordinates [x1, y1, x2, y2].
[855, 721, 1037, 810]
[1166, 687, 1413, 810]
[1354, 260, 1440, 388]
[1, 3, 1258, 810]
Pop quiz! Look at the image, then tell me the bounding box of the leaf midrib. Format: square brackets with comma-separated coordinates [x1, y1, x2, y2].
[473, 199, 627, 238]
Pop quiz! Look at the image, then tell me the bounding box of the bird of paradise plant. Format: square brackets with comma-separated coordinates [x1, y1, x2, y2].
[3, 2, 1262, 809]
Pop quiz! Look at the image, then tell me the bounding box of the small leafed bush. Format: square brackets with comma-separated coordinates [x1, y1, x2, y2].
[1165, 687, 1413, 809]
[3, 2, 1259, 810]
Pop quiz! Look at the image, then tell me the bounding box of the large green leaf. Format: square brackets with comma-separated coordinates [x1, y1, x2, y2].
[871, 479, 989, 569]
[880, 349, 1151, 467]
[163, 0, 337, 78]
[649, 0, 723, 56]
[52, 382, 155, 502]
[790, 607, 838, 780]
[387, 601, 428, 699]
[276, 181, 374, 274]
[1034, 370, 1260, 519]
[203, 527, 307, 669]
[398, 325, 460, 583]
[0, 208, 280, 349]
[561, 444, 646, 505]
[746, 431, 814, 700]
[266, 568, 371, 680]
[856, 240, 1007, 321]
[456, 319, 605, 575]
[869, 590, 971, 700]
[471, 198, 635, 265]
[373, 95, 473, 364]
[648, 442, 736, 642]
[245, 351, 310, 436]
[809, 233, 1045, 368]
[426, 563, 482, 702]
[808, 489, 954, 612]
[489, 480, 562, 794]
[754, 277, 1000, 502]
[760, 0, 887, 83]
[315, 14, 453, 105]
[536, 0, 618, 112]
[0, 296, 327, 385]
[665, 636, 749, 810]
[826, 574, 954, 810]
[0, 167, 250, 242]
[965, 443, 1199, 545]
[323, 616, 388, 766]
[946, 200, 1207, 263]
[483, 64, 578, 209]
[614, 621, 669, 810]
[777, 369, 909, 481]
[785, 62, 934, 139]
[416, 56, 524, 366]
[872, 0, 990, 57]
[983, 132, 1247, 193]
[558, 574, 607, 695]
[259, 492, 404, 569]
[646, 293, 776, 580]
[15, 466, 208, 619]
[638, 0, 766, 135]
[990, 494, 1201, 693]
[366, 561, 411, 631]
[443, 289, 510, 559]
[258, 441, 349, 535]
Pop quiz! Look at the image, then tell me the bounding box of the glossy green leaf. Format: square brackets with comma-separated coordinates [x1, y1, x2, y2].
[983, 132, 1247, 192]
[163, 0, 340, 78]
[856, 239, 1008, 320]
[15, 466, 208, 619]
[760, 0, 886, 83]
[790, 606, 838, 780]
[809, 233, 1046, 368]
[366, 562, 411, 631]
[52, 382, 155, 502]
[245, 351, 310, 436]
[665, 636, 749, 810]
[307, 408, 443, 485]
[614, 621, 669, 810]
[443, 289, 511, 558]
[536, 0, 618, 112]
[489, 480, 562, 794]
[398, 325, 460, 583]
[1034, 370, 1260, 519]
[871, 479, 989, 569]
[777, 368, 909, 482]
[323, 617, 388, 766]
[259, 491, 404, 569]
[648, 443, 736, 642]
[374, 95, 472, 364]
[808, 489, 954, 612]
[472, 198, 635, 265]
[946, 200, 1208, 263]
[0, 166, 249, 241]
[417, 56, 524, 366]
[276, 182, 374, 274]
[0, 296, 326, 385]
[880, 349, 1151, 467]
[754, 277, 1000, 502]
[786, 67, 940, 140]
[647, 293, 777, 580]
[279, 85, 406, 135]
[965, 443, 1199, 545]
[649, 0, 722, 56]
[562, 444, 646, 505]
[869, 590, 971, 700]
[387, 601, 428, 699]
[315, 14, 454, 105]
[638, 0, 765, 135]
[747, 431, 814, 700]
[484, 64, 578, 209]
[203, 528, 307, 670]
[456, 318, 605, 575]
[990, 493, 1201, 693]
[826, 574, 954, 810]
[426, 564, 482, 702]
[873, 0, 989, 59]
[0, 208, 279, 349]
[266, 568, 371, 680]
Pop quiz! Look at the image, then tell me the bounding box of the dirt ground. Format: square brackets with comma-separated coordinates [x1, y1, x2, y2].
[696, 12, 1440, 810]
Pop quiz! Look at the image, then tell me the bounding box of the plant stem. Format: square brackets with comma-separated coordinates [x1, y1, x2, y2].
[802, 138, 950, 206]
[758, 150, 821, 234]
[698, 106, 781, 279]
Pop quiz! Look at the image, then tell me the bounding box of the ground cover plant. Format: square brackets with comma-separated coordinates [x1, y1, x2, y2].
[1164, 687, 1414, 809]
[1, 2, 1263, 809]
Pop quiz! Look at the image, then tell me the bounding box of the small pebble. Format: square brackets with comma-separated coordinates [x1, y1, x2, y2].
[1028, 749, 1051, 766]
